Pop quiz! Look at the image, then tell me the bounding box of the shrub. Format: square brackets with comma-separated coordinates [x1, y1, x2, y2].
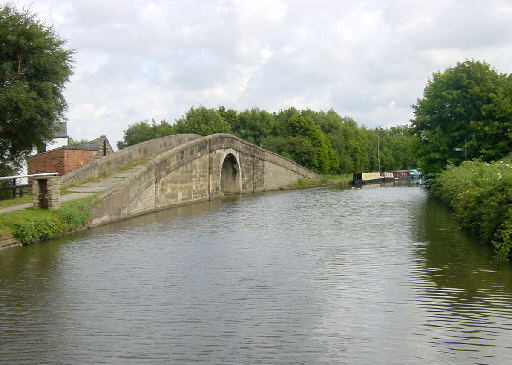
[57, 201, 90, 230]
[431, 157, 512, 260]
[5, 199, 91, 246]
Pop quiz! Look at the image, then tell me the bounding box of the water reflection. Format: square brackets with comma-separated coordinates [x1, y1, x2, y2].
[1, 186, 512, 364]
[410, 196, 512, 362]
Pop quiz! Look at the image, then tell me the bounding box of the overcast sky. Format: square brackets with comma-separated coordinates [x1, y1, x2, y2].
[11, 0, 512, 146]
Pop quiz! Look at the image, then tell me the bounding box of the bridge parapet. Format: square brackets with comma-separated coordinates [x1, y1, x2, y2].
[60, 134, 201, 187]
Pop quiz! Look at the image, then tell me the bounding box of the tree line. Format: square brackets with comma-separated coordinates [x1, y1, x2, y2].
[117, 107, 417, 175]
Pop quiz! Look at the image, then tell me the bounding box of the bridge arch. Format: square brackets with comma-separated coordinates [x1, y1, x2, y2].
[220, 151, 241, 194]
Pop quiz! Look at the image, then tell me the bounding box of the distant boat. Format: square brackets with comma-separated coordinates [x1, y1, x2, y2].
[383, 172, 395, 181]
[409, 169, 422, 178]
[352, 172, 383, 184]
[392, 170, 411, 179]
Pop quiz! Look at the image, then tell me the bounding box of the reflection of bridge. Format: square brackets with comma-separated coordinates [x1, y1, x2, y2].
[61, 134, 319, 226]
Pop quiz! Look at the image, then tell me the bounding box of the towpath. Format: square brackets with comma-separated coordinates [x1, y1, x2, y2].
[0, 165, 148, 214]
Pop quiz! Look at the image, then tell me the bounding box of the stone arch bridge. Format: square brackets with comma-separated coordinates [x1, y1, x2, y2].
[60, 134, 319, 226]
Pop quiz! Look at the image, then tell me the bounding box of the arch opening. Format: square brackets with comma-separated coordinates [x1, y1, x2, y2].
[220, 153, 241, 194]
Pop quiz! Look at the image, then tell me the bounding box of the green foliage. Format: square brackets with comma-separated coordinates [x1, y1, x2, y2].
[430, 156, 512, 260]
[117, 119, 174, 149]
[117, 106, 417, 174]
[235, 108, 274, 145]
[274, 108, 338, 174]
[57, 201, 90, 230]
[174, 106, 232, 135]
[1, 199, 91, 246]
[288, 174, 352, 188]
[12, 217, 64, 245]
[0, 194, 31, 208]
[0, 4, 74, 172]
[412, 60, 512, 179]
[67, 136, 89, 146]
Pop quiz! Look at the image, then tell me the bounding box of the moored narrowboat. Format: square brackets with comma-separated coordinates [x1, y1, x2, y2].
[392, 170, 411, 179]
[383, 172, 395, 181]
[352, 172, 384, 184]
[409, 169, 422, 178]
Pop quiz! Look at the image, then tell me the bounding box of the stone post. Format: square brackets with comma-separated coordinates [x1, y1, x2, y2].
[32, 176, 61, 210]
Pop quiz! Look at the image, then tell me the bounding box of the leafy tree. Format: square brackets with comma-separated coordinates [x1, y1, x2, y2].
[411, 60, 512, 178]
[117, 119, 174, 149]
[173, 106, 232, 135]
[0, 4, 74, 172]
[265, 108, 338, 174]
[68, 137, 88, 146]
[217, 106, 239, 133]
[234, 108, 274, 145]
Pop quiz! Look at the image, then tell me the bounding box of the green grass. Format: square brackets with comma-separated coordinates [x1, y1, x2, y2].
[0, 156, 152, 244]
[116, 157, 150, 172]
[288, 173, 353, 188]
[0, 195, 32, 209]
[0, 195, 96, 245]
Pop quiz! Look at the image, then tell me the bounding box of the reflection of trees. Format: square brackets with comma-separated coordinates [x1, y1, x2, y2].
[0, 241, 64, 303]
[413, 196, 512, 313]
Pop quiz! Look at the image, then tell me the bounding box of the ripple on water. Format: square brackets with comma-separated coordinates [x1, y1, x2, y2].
[1, 186, 512, 364]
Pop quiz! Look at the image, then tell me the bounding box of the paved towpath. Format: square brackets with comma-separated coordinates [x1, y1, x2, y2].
[0, 165, 147, 214]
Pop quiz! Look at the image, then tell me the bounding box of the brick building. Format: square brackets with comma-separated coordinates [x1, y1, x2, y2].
[29, 136, 113, 176]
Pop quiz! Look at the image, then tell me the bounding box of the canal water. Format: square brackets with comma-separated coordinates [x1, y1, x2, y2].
[1, 185, 512, 364]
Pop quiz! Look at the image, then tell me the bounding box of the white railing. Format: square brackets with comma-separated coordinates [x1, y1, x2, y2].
[0, 172, 58, 181]
[0, 173, 58, 199]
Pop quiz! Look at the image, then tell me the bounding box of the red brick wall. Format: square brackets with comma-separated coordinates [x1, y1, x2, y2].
[29, 149, 95, 176]
[63, 150, 95, 174]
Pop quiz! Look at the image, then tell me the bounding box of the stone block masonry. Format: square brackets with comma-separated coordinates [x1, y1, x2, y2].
[88, 134, 320, 227]
[32, 176, 60, 210]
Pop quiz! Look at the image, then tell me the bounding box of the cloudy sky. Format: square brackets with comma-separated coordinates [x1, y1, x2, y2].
[11, 0, 512, 146]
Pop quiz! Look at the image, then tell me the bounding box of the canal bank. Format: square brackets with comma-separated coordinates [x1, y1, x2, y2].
[429, 157, 512, 261]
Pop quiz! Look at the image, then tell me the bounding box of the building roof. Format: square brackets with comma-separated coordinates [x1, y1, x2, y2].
[51, 122, 68, 138]
[65, 135, 109, 151]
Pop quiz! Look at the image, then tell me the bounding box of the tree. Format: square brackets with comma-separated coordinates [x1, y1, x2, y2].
[0, 4, 74, 173]
[234, 108, 274, 145]
[117, 119, 174, 149]
[173, 106, 232, 135]
[68, 136, 88, 146]
[411, 60, 512, 178]
[264, 108, 338, 174]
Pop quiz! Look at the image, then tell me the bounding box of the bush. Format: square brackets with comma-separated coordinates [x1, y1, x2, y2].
[12, 217, 64, 245]
[57, 201, 90, 230]
[430, 157, 512, 260]
[6, 199, 91, 246]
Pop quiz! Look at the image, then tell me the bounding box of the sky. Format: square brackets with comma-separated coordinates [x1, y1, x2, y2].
[10, 0, 512, 147]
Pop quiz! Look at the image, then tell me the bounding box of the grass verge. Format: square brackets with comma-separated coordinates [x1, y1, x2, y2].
[0, 195, 96, 246]
[288, 174, 353, 188]
[0, 195, 32, 209]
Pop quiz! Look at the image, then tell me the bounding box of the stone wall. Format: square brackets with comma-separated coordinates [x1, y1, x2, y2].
[88, 134, 320, 227]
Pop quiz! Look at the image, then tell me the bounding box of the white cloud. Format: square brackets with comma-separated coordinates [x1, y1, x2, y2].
[10, 0, 512, 146]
